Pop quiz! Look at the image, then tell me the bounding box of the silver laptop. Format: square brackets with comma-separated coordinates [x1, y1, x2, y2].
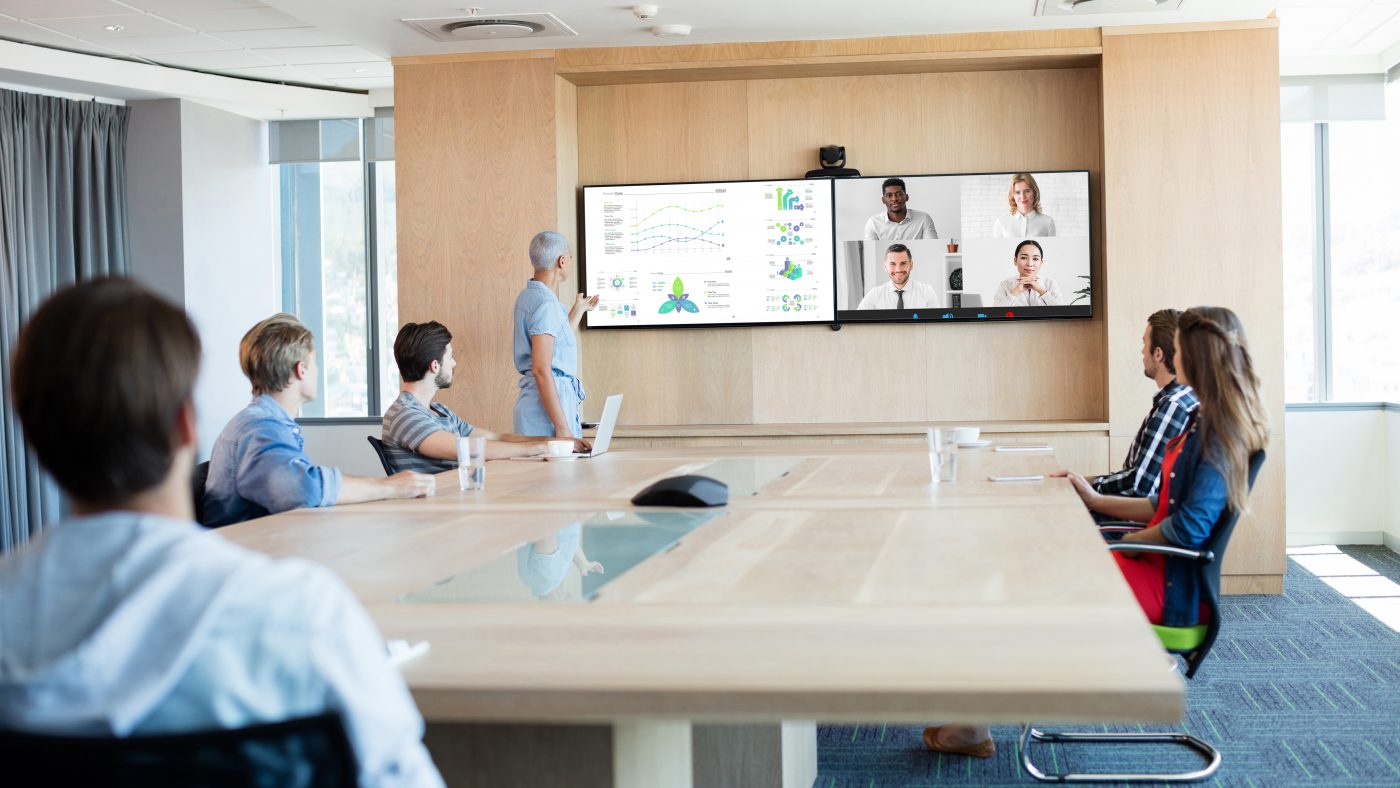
[575, 394, 623, 458]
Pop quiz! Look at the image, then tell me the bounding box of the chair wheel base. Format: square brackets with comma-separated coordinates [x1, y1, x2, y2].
[1018, 723, 1222, 783]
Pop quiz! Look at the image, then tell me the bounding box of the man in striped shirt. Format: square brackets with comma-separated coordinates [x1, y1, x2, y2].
[1090, 309, 1199, 505]
[382, 322, 586, 473]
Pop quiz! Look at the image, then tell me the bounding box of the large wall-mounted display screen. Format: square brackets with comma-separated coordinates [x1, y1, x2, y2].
[581, 179, 837, 328]
[833, 170, 1092, 323]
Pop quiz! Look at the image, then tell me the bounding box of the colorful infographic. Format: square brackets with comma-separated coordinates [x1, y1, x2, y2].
[583, 180, 835, 327]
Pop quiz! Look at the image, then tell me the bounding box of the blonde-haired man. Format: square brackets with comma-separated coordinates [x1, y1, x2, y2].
[203, 314, 435, 527]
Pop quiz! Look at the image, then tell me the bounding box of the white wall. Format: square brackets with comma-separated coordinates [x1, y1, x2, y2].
[126, 99, 277, 459]
[1389, 408, 1400, 550]
[178, 101, 278, 458]
[126, 99, 185, 307]
[1285, 408, 1394, 546]
[300, 423, 386, 478]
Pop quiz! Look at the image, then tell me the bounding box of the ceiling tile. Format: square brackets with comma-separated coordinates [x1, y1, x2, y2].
[121, 0, 268, 14]
[150, 48, 281, 69]
[106, 32, 240, 54]
[221, 64, 331, 85]
[211, 26, 347, 48]
[0, 19, 119, 54]
[297, 61, 392, 78]
[157, 7, 309, 32]
[12, 0, 138, 20]
[39, 13, 193, 38]
[325, 76, 391, 89]
[252, 44, 383, 65]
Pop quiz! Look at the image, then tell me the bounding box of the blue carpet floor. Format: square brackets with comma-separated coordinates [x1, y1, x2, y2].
[815, 546, 1400, 787]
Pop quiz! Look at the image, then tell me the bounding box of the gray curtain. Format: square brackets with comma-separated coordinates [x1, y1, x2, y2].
[0, 89, 130, 553]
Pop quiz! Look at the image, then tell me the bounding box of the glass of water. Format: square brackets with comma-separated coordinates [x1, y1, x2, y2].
[926, 427, 958, 483]
[457, 435, 487, 491]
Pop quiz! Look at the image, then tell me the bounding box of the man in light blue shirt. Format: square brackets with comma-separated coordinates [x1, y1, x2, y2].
[512, 231, 599, 439]
[0, 279, 443, 787]
[204, 314, 435, 527]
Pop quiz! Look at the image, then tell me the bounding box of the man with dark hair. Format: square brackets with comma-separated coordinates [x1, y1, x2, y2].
[382, 321, 581, 472]
[1054, 309, 1198, 507]
[862, 177, 938, 241]
[203, 313, 436, 527]
[0, 279, 443, 786]
[856, 243, 942, 310]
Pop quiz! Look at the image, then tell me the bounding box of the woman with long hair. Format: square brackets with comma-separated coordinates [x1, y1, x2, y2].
[924, 306, 1270, 759]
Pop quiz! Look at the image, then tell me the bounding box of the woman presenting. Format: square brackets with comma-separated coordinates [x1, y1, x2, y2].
[991, 173, 1056, 238]
[992, 240, 1063, 307]
[923, 306, 1270, 758]
[512, 231, 598, 440]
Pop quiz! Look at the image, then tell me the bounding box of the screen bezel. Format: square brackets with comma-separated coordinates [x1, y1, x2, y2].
[831, 168, 1093, 326]
[580, 177, 839, 331]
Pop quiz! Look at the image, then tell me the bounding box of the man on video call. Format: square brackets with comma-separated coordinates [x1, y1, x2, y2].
[857, 243, 942, 310]
[862, 177, 938, 241]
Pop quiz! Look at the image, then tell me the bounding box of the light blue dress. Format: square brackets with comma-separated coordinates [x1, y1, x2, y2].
[513, 279, 585, 438]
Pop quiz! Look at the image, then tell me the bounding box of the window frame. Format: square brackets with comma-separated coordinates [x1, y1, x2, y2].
[274, 116, 395, 424]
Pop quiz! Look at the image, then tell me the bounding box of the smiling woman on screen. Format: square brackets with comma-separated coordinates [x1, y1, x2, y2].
[991, 173, 1056, 238]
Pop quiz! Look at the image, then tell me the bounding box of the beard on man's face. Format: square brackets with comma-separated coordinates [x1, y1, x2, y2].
[434, 369, 452, 389]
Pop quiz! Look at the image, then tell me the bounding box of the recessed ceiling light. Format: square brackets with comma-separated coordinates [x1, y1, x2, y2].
[352, 68, 367, 73]
[103, 24, 125, 32]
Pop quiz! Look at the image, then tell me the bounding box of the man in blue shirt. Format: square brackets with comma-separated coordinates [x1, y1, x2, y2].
[203, 314, 435, 527]
[512, 231, 599, 439]
[0, 279, 443, 786]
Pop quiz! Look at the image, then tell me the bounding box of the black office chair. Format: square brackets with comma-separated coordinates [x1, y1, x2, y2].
[1020, 450, 1266, 783]
[0, 713, 356, 788]
[366, 435, 396, 475]
[192, 461, 211, 526]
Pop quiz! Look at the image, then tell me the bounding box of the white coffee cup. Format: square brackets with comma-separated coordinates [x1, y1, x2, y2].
[953, 426, 981, 443]
[547, 439, 574, 457]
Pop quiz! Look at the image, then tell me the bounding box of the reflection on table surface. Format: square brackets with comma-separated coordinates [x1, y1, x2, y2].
[398, 510, 725, 604]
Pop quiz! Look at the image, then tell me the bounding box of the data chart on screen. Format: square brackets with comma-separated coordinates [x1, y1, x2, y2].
[582, 180, 836, 328]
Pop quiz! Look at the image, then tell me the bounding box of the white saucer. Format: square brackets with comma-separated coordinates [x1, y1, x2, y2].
[542, 454, 578, 461]
[958, 439, 992, 448]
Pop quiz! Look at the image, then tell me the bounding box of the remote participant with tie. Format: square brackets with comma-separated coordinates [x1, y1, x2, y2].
[856, 243, 943, 311]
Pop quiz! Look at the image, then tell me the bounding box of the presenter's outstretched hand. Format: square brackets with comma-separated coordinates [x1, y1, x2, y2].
[576, 293, 600, 311]
[387, 470, 437, 499]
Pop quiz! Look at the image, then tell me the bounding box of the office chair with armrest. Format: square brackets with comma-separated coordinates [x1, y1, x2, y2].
[192, 461, 211, 526]
[1020, 450, 1266, 783]
[366, 435, 396, 475]
[0, 712, 356, 788]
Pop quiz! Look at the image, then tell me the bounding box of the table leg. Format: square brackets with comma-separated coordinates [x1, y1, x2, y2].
[693, 720, 817, 788]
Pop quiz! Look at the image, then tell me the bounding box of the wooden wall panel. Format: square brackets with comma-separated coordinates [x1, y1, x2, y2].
[394, 57, 560, 432]
[576, 81, 755, 424]
[575, 69, 1105, 425]
[1102, 28, 1285, 577]
[746, 70, 1105, 424]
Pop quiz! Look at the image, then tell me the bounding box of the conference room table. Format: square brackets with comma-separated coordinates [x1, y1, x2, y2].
[219, 442, 1182, 788]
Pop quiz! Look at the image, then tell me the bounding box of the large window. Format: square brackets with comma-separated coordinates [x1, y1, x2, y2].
[272, 111, 397, 418]
[1282, 79, 1400, 404]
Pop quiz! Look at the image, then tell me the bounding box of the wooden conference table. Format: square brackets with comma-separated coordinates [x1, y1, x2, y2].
[220, 443, 1181, 788]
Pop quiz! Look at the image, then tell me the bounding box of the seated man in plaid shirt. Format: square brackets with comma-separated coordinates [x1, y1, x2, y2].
[1058, 309, 1198, 521]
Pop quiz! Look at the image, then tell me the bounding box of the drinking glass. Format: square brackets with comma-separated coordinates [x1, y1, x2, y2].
[457, 435, 487, 491]
[926, 427, 958, 483]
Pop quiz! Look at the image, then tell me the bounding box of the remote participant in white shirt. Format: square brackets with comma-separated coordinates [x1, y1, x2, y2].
[857, 243, 943, 310]
[862, 177, 938, 241]
[991, 172, 1057, 238]
[993, 239, 1064, 307]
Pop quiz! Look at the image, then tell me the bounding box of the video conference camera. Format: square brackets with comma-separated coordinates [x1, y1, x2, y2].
[805, 145, 860, 178]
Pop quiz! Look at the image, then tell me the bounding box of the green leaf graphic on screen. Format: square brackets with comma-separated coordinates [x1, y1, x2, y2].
[660, 277, 699, 315]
